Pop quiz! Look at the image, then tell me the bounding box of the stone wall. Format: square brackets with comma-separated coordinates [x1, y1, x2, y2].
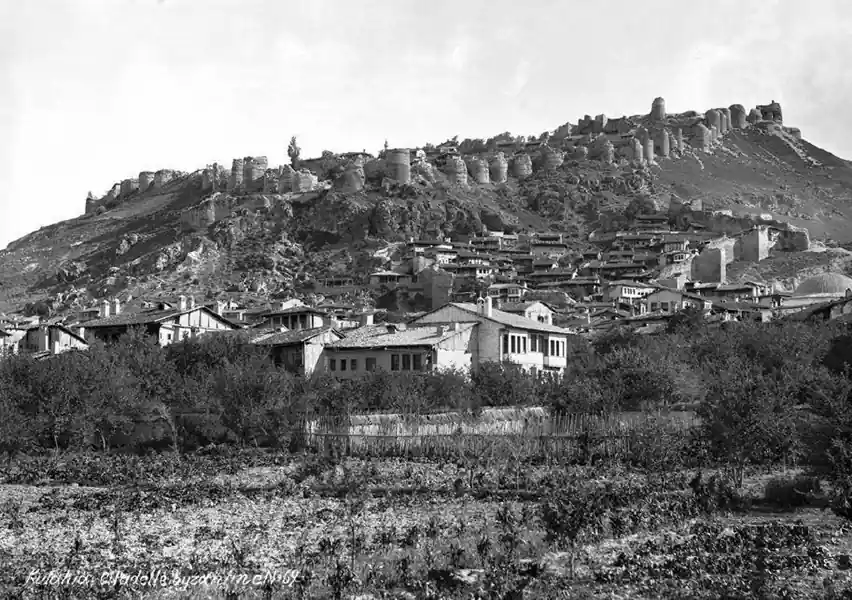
[386, 148, 411, 184]
[139, 172, 155, 193]
[643, 137, 655, 163]
[243, 156, 268, 192]
[690, 247, 726, 283]
[600, 140, 614, 164]
[120, 178, 139, 197]
[705, 109, 721, 134]
[650, 97, 666, 121]
[630, 138, 643, 162]
[85, 192, 96, 215]
[228, 159, 244, 192]
[539, 146, 564, 170]
[747, 108, 762, 125]
[738, 226, 770, 262]
[593, 114, 608, 134]
[201, 163, 226, 193]
[467, 158, 490, 184]
[510, 153, 532, 178]
[333, 164, 366, 193]
[757, 101, 783, 123]
[278, 165, 295, 193]
[152, 170, 174, 191]
[444, 156, 468, 185]
[691, 124, 711, 151]
[489, 152, 508, 183]
[655, 129, 670, 158]
[291, 169, 318, 193]
[729, 104, 747, 129]
[675, 128, 684, 152]
[263, 169, 280, 193]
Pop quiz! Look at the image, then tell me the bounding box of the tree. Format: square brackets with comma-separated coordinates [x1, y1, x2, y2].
[288, 136, 301, 170]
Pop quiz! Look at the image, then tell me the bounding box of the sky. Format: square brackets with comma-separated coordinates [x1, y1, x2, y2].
[2, 0, 852, 249]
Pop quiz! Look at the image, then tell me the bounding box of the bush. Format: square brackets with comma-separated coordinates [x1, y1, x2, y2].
[763, 474, 822, 508]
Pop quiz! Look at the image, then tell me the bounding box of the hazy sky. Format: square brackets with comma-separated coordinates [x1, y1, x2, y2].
[2, 0, 851, 248]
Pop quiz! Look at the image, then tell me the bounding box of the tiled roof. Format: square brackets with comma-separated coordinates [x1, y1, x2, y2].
[500, 301, 551, 313]
[326, 323, 476, 349]
[264, 306, 328, 316]
[254, 326, 341, 346]
[448, 303, 569, 334]
[77, 308, 181, 328]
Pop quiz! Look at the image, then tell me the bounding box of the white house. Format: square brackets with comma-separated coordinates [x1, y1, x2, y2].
[412, 297, 575, 375]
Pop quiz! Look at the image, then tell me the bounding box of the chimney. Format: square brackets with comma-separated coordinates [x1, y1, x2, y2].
[188, 296, 196, 310]
[100, 300, 110, 318]
[454, 322, 461, 332]
[478, 296, 493, 318]
[215, 300, 226, 315]
[112, 298, 121, 315]
[39, 325, 49, 352]
[359, 312, 374, 328]
[178, 295, 187, 311]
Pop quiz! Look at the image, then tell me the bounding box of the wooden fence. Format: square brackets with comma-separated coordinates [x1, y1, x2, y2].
[304, 408, 700, 460]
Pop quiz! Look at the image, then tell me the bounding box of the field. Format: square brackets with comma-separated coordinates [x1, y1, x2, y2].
[2, 450, 852, 600]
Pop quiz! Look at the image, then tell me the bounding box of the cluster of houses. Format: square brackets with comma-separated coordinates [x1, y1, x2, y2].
[0, 294, 576, 378]
[4, 210, 852, 372]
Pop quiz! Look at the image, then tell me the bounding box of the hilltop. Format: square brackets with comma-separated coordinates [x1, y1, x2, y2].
[2, 97, 852, 317]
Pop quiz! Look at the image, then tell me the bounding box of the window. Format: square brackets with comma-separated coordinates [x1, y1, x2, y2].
[531, 335, 537, 352]
[661, 302, 670, 312]
[522, 337, 527, 353]
[502, 334, 509, 354]
[329, 359, 337, 371]
[366, 357, 377, 371]
[350, 359, 357, 371]
[510, 336, 516, 354]
[340, 359, 347, 371]
[550, 340, 555, 356]
[413, 354, 423, 371]
[402, 354, 411, 370]
[651, 302, 658, 311]
[391, 354, 400, 371]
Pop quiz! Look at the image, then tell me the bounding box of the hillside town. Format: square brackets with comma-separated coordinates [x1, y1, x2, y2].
[2, 205, 849, 373]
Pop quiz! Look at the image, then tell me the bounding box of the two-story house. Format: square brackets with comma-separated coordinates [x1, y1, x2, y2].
[412, 297, 575, 375]
[498, 301, 555, 325]
[642, 288, 712, 314]
[83, 296, 239, 345]
[488, 282, 528, 304]
[255, 326, 344, 375]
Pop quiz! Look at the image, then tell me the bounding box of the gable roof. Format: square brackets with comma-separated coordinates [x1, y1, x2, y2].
[254, 326, 342, 346]
[82, 305, 238, 329]
[499, 301, 554, 314]
[263, 306, 328, 317]
[443, 302, 569, 334]
[326, 323, 477, 349]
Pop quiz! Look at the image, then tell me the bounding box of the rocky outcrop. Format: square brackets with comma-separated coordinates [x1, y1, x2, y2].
[710, 125, 719, 144]
[333, 163, 366, 193]
[540, 146, 564, 170]
[773, 223, 810, 251]
[467, 158, 490, 184]
[243, 156, 268, 192]
[201, 164, 226, 193]
[57, 260, 87, 283]
[510, 153, 532, 178]
[120, 178, 139, 197]
[489, 153, 508, 183]
[139, 172, 155, 193]
[573, 146, 589, 160]
[650, 97, 666, 121]
[386, 149, 411, 184]
[692, 123, 711, 151]
[655, 129, 670, 158]
[411, 160, 437, 183]
[600, 140, 615, 164]
[228, 159, 244, 192]
[85, 191, 96, 215]
[444, 156, 468, 185]
[720, 108, 731, 134]
[729, 104, 747, 129]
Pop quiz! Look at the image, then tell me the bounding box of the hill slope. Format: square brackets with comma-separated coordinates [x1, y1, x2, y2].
[2, 107, 852, 316]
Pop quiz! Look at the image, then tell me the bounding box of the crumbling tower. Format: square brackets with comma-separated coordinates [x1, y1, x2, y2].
[386, 148, 411, 184]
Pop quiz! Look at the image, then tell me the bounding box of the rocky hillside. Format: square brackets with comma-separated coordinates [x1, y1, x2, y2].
[2, 100, 852, 316]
